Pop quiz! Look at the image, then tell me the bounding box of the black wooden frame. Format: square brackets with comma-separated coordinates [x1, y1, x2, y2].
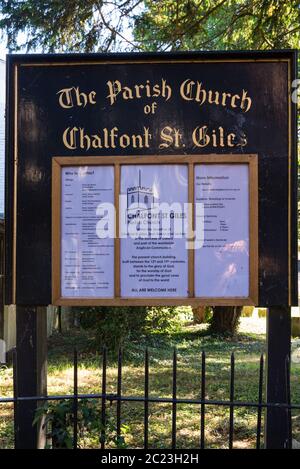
[4, 49, 299, 306]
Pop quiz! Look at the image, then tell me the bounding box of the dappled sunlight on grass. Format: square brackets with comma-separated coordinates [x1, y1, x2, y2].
[1, 317, 300, 448]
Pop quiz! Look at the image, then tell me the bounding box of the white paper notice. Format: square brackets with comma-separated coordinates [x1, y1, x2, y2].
[194, 164, 249, 297]
[61, 166, 114, 298]
[120, 165, 188, 297]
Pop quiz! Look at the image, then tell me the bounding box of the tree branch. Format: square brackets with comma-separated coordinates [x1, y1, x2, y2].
[96, 0, 143, 50]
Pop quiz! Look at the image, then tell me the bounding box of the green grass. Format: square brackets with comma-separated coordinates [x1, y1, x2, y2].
[1, 319, 300, 449]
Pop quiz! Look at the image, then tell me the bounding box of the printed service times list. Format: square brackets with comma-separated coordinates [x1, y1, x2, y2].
[194, 164, 249, 298]
[61, 166, 114, 298]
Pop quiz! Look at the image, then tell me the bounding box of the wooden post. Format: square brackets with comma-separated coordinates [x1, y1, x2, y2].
[0, 220, 5, 342]
[14, 306, 47, 449]
[265, 306, 291, 448]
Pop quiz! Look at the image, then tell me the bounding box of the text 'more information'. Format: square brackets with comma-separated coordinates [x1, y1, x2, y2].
[195, 164, 249, 297]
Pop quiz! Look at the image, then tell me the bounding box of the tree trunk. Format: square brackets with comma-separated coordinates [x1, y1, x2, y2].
[192, 306, 206, 324]
[60, 306, 74, 332]
[209, 306, 242, 335]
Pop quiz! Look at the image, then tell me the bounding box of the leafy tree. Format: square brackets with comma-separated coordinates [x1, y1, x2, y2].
[134, 0, 300, 51]
[78, 305, 182, 351]
[1, 1, 299, 53]
[0, 0, 143, 52]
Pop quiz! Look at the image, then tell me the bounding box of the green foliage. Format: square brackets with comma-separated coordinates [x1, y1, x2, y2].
[76, 305, 185, 351]
[33, 399, 128, 449]
[77, 306, 148, 351]
[134, 0, 300, 51]
[1, 0, 299, 53]
[0, 0, 142, 52]
[94, 306, 148, 350]
[204, 306, 213, 322]
[145, 306, 182, 334]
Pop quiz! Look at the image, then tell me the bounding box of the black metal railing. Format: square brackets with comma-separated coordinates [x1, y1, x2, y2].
[0, 347, 299, 449]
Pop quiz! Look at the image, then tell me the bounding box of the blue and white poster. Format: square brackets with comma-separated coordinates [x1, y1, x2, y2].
[120, 165, 189, 298]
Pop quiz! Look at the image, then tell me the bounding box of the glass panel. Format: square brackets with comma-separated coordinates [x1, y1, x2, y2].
[61, 165, 114, 298]
[120, 164, 189, 298]
[194, 164, 249, 297]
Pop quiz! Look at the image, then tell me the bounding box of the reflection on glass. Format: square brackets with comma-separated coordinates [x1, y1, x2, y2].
[120, 165, 189, 298]
[194, 164, 249, 297]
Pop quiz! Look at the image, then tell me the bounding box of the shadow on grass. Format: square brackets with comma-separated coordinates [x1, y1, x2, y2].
[47, 323, 266, 369]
